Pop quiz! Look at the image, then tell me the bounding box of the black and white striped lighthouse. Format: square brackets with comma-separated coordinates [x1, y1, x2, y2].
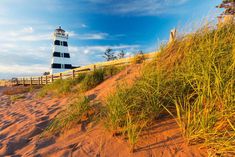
[51, 26, 72, 74]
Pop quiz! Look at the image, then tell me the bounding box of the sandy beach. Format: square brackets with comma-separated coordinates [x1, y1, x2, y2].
[0, 66, 206, 157]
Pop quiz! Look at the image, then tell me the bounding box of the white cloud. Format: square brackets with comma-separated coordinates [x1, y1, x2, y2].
[69, 44, 140, 66]
[69, 32, 109, 40]
[22, 26, 34, 33]
[0, 26, 51, 42]
[86, 0, 189, 16]
[0, 64, 48, 74]
[81, 24, 87, 28]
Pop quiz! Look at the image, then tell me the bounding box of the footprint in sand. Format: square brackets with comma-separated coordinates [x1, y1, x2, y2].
[35, 137, 55, 150]
[48, 107, 60, 115]
[0, 137, 31, 156]
[36, 120, 50, 130]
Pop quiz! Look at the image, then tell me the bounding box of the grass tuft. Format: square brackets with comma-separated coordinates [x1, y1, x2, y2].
[105, 22, 235, 155]
[44, 96, 91, 134]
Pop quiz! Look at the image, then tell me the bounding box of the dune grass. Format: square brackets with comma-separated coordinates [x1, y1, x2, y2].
[104, 65, 127, 77]
[38, 67, 125, 98]
[41, 67, 125, 135]
[79, 69, 105, 91]
[10, 94, 26, 102]
[132, 53, 145, 64]
[38, 69, 105, 97]
[169, 23, 235, 155]
[105, 65, 168, 150]
[40, 22, 234, 155]
[44, 96, 91, 134]
[105, 22, 235, 155]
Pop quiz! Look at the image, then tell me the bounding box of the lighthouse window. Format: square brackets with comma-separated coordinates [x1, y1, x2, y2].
[64, 53, 70, 58]
[63, 41, 68, 47]
[54, 40, 60, 45]
[64, 64, 72, 69]
[53, 52, 61, 57]
[51, 63, 61, 69]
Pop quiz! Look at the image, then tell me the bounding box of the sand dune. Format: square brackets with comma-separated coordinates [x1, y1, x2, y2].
[0, 66, 206, 157]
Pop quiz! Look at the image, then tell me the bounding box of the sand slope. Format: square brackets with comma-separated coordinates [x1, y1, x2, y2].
[0, 65, 206, 157]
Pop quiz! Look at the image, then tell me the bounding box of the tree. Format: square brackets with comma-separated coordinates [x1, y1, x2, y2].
[217, 0, 235, 16]
[137, 50, 144, 55]
[118, 50, 125, 59]
[103, 48, 117, 61]
[43, 72, 50, 76]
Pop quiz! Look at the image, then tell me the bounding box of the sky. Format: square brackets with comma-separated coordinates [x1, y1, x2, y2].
[0, 0, 222, 79]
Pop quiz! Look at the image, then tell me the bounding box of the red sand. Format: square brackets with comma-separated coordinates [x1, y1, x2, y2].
[0, 65, 207, 157]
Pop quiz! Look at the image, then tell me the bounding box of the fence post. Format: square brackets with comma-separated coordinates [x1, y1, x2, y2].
[94, 65, 96, 71]
[46, 76, 48, 84]
[72, 70, 75, 79]
[51, 75, 54, 83]
[60, 73, 62, 79]
[30, 77, 33, 85]
[40, 76, 43, 85]
[16, 78, 18, 86]
[23, 78, 25, 86]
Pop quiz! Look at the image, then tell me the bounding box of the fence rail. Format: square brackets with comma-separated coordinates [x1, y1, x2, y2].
[14, 52, 157, 85]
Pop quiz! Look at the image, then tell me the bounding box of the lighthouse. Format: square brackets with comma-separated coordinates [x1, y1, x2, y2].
[51, 26, 72, 74]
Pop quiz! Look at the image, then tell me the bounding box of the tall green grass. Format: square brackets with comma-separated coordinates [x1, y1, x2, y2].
[105, 22, 235, 155]
[170, 23, 235, 155]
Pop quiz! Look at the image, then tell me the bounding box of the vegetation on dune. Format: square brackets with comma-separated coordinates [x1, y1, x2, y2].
[79, 69, 105, 91]
[38, 66, 125, 97]
[41, 19, 235, 156]
[132, 52, 145, 64]
[41, 67, 125, 135]
[169, 23, 235, 155]
[44, 96, 91, 134]
[105, 22, 235, 155]
[104, 65, 126, 77]
[38, 78, 76, 97]
[10, 94, 26, 102]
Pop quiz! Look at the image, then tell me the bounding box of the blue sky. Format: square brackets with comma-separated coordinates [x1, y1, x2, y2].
[0, 0, 221, 79]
